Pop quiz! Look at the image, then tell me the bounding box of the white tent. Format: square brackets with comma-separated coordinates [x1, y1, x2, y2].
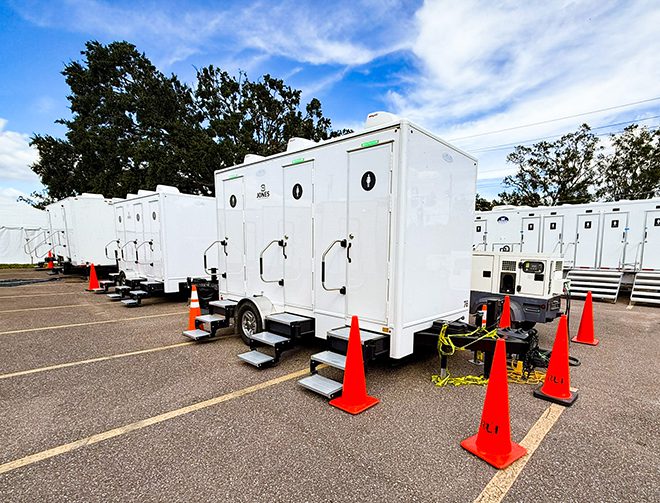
[0, 202, 49, 264]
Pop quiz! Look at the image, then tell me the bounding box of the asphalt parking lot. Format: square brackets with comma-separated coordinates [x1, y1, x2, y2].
[0, 268, 658, 502]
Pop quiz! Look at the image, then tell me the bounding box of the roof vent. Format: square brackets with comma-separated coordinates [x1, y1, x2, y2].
[156, 185, 180, 194]
[137, 190, 156, 196]
[286, 137, 315, 152]
[244, 154, 266, 163]
[78, 193, 104, 199]
[365, 111, 399, 129]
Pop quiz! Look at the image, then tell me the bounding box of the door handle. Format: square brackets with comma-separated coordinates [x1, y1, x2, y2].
[346, 242, 352, 263]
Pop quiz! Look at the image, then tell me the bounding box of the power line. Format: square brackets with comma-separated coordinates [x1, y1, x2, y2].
[448, 96, 660, 141]
[472, 119, 660, 156]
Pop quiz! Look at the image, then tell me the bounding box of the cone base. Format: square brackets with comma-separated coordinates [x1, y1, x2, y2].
[533, 386, 578, 406]
[461, 434, 527, 469]
[571, 336, 599, 346]
[329, 394, 379, 415]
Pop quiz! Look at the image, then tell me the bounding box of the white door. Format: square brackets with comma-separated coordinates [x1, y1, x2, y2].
[148, 200, 161, 278]
[133, 202, 145, 275]
[599, 212, 628, 268]
[114, 206, 125, 263]
[346, 143, 392, 324]
[574, 214, 600, 268]
[521, 217, 540, 253]
[542, 215, 564, 254]
[283, 161, 314, 309]
[641, 210, 660, 270]
[474, 220, 487, 250]
[223, 177, 246, 296]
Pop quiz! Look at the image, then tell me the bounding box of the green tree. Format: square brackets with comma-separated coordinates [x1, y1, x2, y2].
[475, 193, 498, 211]
[194, 67, 350, 169]
[596, 124, 660, 201]
[498, 124, 601, 206]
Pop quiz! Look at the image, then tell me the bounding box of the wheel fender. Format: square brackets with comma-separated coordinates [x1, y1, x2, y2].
[236, 296, 275, 326]
[508, 299, 525, 323]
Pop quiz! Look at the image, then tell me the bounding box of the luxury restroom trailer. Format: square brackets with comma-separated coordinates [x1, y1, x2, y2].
[103, 185, 217, 306]
[185, 112, 478, 395]
[25, 193, 118, 272]
[473, 198, 660, 303]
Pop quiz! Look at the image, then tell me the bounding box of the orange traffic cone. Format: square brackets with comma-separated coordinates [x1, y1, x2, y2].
[86, 263, 100, 291]
[187, 285, 201, 331]
[329, 316, 379, 414]
[572, 291, 598, 346]
[534, 315, 578, 406]
[47, 250, 54, 269]
[461, 338, 527, 469]
[499, 296, 511, 329]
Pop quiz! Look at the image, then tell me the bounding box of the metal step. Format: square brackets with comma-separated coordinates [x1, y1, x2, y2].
[327, 326, 386, 343]
[106, 293, 122, 300]
[208, 299, 237, 316]
[238, 350, 274, 368]
[99, 280, 115, 287]
[129, 290, 149, 297]
[631, 272, 660, 305]
[196, 314, 225, 324]
[250, 331, 290, 346]
[265, 312, 315, 338]
[298, 374, 343, 399]
[108, 273, 120, 279]
[265, 312, 312, 324]
[121, 299, 139, 307]
[182, 328, 212, 340]
[566, 269, 623, 302]
[115, 285, 130, 293]
[311, 350, 346, 370]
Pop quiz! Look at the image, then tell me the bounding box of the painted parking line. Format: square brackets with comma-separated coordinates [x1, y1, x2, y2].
[0, 342, 195, 380]
[0, 367, 311, 475]
[473, 403, 566, 503]
[0, 311, 187, 336]
[0, 304, 89, 314]
[0, 292, 80, 300]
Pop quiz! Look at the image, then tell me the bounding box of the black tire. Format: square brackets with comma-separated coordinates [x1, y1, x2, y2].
[235, 302, 263, 346]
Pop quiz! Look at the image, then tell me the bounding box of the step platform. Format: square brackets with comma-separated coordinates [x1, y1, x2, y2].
[327, 326, 386, 343]
[121, 299, 139, 307]
[209, 299, 237, 317]
[196, 314, 226, 324]
[238, 350, 274, 368]
[115, 285, 130, 294]
[106, 293, 122, 301]
[90, 288, 106, 294]
[310, 350, 346, 370]
[140, 281, 164, 293]
[250, 331, 290, 347]
[129, 290, 149, 297]
[108, 273, 120, 279]
[298, 374, 343, 399]
[265, 312, 315, 338]
[182, 328, 212, 341]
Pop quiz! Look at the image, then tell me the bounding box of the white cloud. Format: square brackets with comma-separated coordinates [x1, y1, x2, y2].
[0, 119, 40, 183]
[0, 187, 31, 204]
[386, 0, 660, 193]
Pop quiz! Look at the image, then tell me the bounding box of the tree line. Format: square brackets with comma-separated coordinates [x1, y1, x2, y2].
[23, 41, 350, 207]
[476, 123, 660, 211]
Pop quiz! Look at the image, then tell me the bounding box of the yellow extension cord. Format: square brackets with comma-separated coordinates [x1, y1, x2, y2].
[431, 324, 546, 387]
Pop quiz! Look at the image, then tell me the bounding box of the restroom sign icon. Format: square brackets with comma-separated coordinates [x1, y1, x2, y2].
[292, 183, 303, 200]
[361, 171, 376, 191]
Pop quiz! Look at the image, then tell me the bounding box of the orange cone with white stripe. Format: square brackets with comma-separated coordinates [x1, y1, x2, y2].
[187, 285, 201, 330]
[47, 250, 54, 269]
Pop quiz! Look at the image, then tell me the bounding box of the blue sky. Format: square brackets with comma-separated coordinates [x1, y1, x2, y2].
[1, 0, 659, 203]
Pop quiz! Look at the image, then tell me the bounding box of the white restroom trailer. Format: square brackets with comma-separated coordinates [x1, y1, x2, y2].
[28, 194, 118, 271]
[103, 186, 217, 306]
[186, 112, 477, 397]
[474, 198, 660, 304]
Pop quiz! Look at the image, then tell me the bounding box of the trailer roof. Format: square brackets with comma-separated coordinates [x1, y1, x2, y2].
[215, 116, 477, 175]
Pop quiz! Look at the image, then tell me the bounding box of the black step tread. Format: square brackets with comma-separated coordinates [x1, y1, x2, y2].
[129, 290, 149, 296]
[250, 331, 290, 346]
[196, 314, 225, 323]
[310, 350, 346, 370]
[327, 326, 387, 343]
[265, 312, 314, 325]
[209, 299, 237, 308]
[238, 350, 274, 367]
[121, 299, 139, 307]
[298, 374, 342, 398]
[182, 329, 211, 340]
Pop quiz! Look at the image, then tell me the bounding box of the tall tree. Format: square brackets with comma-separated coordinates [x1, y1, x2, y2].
[596, 124, 660, 201]
[194, 67, 349, 170]
[475, 193, 499, 211]
[498, 124, 601, 206]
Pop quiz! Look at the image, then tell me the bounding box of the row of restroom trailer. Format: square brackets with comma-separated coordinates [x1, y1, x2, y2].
[16, 111, 660, 398]
[474, 199, 660, 303]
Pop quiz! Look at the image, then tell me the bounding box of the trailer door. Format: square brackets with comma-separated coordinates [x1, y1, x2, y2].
[283, 161, 313, 309]
[641, 210, 660, 270]
[599, 212, 628, 268]
[114, 206, 125, 262]
[542, 215, 564, 254]
[223, 177, 246, 296]
[133, 202, 146, 274]
[148, 199, 161, 278]
[346, 143, 392, 324]
[574, 214, 599, 268]
[474, 220, 487, 250]
[521, 217, 540, 253]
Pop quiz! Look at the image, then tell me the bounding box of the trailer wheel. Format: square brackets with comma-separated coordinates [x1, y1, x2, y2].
[236, 303, 263, 345]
